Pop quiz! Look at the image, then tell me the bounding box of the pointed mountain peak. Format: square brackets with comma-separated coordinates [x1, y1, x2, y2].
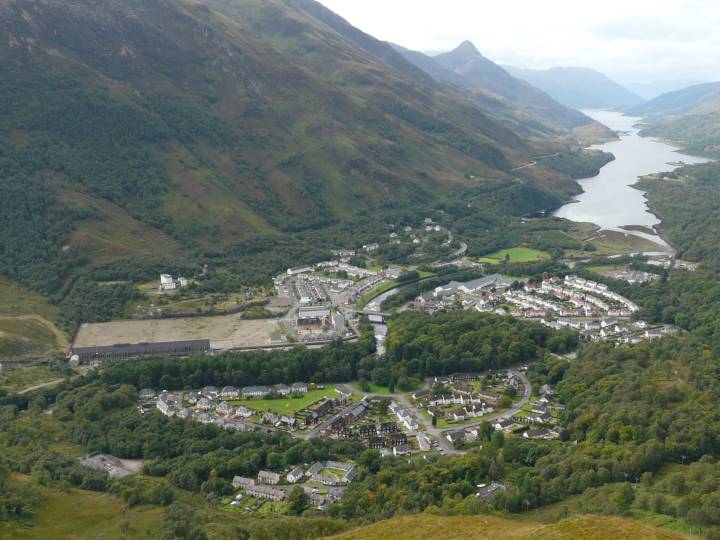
[436, 40, 485, 66]
[454, 40, 481, 57]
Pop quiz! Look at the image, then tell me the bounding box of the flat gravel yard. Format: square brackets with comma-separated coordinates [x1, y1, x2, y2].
[73, 313, 285, 351]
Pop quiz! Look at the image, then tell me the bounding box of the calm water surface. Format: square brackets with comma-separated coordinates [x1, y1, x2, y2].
[554, 110, 709, 245]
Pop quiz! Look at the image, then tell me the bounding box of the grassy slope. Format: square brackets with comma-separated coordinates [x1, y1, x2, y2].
[328, 514, 695, 540]
[0, 484, 163, 540]
[0, 278, 66, 361]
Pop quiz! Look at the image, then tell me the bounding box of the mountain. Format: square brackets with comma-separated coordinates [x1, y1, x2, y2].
[627, 82, 720, 156]
[422, 41, 593, 130]
[628, 81, 720, 117]
[626, 79, 709, 100]
[0, 0, 598, 293]
[504, 66, 645, 109]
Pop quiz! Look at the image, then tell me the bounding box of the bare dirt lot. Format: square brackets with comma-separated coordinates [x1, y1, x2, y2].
[73, 314, 285, 351]
[80, 454, 144, 478]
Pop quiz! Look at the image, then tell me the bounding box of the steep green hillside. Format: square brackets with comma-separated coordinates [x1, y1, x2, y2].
[0, 0, 596, 296]
[629, 82, 720, 117]
[628, 82, 720, 156]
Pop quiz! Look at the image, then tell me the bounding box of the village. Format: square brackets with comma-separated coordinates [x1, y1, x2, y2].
[132, 358, 574, 515]
[65, 222, 680, 517]
[414, 273, 672, 344]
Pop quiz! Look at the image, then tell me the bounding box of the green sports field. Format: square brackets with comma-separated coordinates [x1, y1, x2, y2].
[478, 247, 550, 264]
[230, 385, 345, 415]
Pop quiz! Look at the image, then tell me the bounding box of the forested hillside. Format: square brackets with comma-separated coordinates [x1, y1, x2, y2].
[629, 82, 720, 156]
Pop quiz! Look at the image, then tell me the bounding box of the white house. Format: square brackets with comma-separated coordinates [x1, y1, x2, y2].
[286, 467, 304, 484]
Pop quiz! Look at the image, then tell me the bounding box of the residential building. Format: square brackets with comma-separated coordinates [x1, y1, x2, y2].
[286, 467, 304, 484]
[220, 386, 239, 399]
[242, 386, 270, 399]
[232, 476, 255, 489]
[257, 470, 281, 485]
[246, 485, 285, 501]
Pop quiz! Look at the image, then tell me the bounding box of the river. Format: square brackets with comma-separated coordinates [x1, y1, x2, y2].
[554, 110, 709, 247]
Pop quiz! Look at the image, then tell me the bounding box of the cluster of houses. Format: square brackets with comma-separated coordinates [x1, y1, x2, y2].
[505, 275, 638, 319]
[330, 418, 410, 453]
[414, 371, 519, 424]
[491, 384, 562, 439]
[466, 275, 669, 344]
[150, 389, 253, 431]
[231, 461, 357, 509]
[142, 382, 348, 432]
[294, 275, 329, 305]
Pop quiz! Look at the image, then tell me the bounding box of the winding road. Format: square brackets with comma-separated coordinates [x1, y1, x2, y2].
[311, 368, 533, 455]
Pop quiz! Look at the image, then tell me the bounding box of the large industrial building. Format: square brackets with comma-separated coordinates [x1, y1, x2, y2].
[296, 306, 333, 328]
[70, 339, 211, 363]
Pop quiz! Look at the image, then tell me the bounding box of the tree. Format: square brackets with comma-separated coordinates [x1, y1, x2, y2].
[287, 486, 308, 516]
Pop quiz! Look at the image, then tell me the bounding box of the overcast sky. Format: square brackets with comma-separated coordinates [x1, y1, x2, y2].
[317, 0, 720, 85]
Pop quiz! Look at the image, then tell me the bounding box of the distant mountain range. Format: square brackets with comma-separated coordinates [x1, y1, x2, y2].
[625, 80, 709, 100]
[503, 66, 645, 109]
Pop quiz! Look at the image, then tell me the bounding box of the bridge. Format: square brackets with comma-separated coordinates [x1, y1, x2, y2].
[356, 310, 391, 322]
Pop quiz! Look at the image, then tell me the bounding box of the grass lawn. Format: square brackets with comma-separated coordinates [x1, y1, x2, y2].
[231, 385, 345, 415]
[354, 382, 392, 394]
[479, 247, 550, 264]
[354, 380, 421, 394]
[0, 278, 68, 363]
[356, 280, 399, 309]
[586, 264, 624, 274]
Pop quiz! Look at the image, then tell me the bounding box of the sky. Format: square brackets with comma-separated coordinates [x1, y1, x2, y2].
[316, 0, 720, 85]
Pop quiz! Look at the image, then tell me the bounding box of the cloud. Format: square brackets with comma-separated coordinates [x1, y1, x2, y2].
[316, 0, 720, 84]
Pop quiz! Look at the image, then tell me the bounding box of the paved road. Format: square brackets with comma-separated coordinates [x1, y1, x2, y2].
[510, 152, 560, 172]
[438, 368, 532, 440]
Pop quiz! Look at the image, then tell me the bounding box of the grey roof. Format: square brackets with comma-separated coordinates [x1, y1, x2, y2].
[72, 339, 210, 358]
